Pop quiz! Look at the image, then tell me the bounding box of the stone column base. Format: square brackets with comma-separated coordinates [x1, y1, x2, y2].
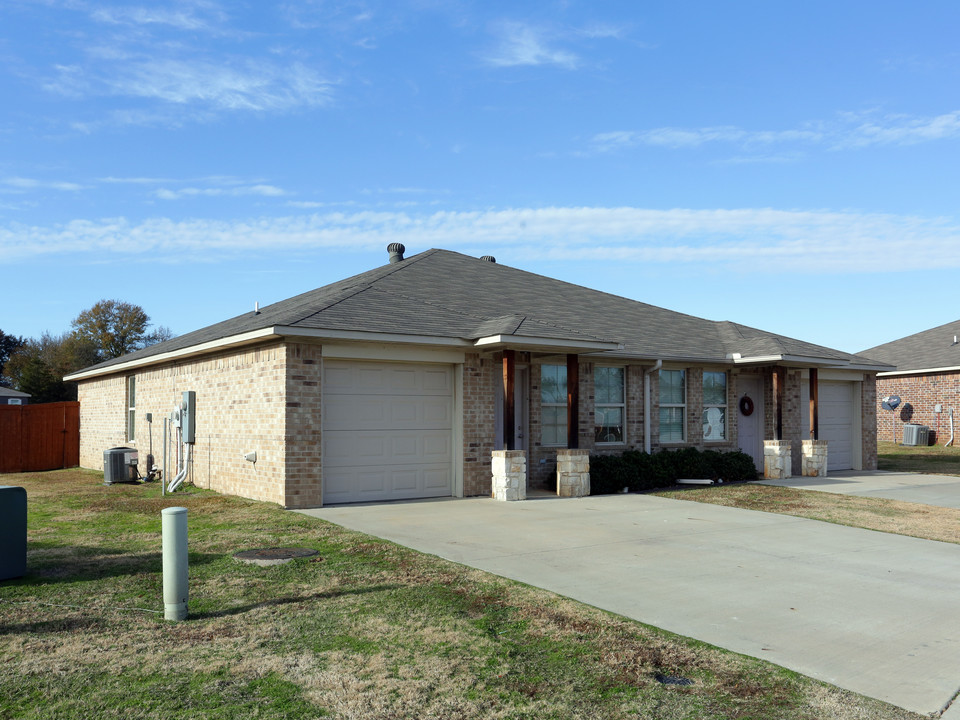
[802, 439, 828, 477]
[763, 440, 792, 479]
[492, 450, 526, 501]
[557, 449, 590, 497]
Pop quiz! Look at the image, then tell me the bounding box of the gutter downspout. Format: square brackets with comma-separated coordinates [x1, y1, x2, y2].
[644, 360, 663, 454]
[948, 410, 955, 448]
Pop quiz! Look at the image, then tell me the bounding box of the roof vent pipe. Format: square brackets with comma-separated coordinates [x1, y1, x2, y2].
[387, 243, 405, 263]
[480, 255, 496, 263]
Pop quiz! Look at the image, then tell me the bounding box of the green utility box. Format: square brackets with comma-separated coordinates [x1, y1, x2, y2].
[0, 486, 27, 580]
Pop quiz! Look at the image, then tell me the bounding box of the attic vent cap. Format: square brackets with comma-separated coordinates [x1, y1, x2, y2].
[387, 243, 405, 263]
[480, 255, 496, 263]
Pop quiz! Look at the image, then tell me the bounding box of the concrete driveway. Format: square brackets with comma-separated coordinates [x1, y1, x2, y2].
[298, 492, 960, 716]
[761, 470, 960, 509]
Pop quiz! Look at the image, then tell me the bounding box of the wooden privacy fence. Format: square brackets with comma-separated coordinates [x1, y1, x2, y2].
[0, 401, 80, 473]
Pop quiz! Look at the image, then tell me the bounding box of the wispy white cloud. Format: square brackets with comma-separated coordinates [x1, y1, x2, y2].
[0, 177, 86, 192]
[89, 2, 227, 32]
[3, 206, 960, 274]
[483, 21, 579, 69]
[155, 184, 287, 200]
[591, 110, 960, 154]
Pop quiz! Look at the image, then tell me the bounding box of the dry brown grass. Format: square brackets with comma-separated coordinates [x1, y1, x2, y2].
[0, 469, 926, 720]
[654, 482, 960, 545]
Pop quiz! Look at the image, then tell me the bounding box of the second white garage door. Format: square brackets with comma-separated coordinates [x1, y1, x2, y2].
[322, 360, 454, 504]
[801, 380, 855, 471]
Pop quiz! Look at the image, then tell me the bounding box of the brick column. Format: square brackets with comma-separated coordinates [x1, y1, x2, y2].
[491, 450, 526, 501]
[557, 449, 590, 497]
[801, 439, 828, 477]
[763, 440, 792, 479]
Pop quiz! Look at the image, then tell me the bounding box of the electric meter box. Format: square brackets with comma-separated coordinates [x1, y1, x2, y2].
[181, 391, 196, 444]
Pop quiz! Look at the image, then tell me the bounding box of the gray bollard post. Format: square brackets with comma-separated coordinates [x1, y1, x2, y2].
[161, 506, 189, 621]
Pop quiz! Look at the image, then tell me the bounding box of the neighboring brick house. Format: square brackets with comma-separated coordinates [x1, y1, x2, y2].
[861, 320, 960, 445]
[0, 387, 30, 405]
[65, 246, 887, 508]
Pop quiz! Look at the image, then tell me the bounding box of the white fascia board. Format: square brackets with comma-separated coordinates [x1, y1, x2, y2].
[878, 365, 960, 378]
[474, 334, 622, 352]
[726, 353, 784, 365]
[63, 327, 283, 381]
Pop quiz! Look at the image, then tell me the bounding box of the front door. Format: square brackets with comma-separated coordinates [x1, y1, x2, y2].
[738, 375, 763, 472]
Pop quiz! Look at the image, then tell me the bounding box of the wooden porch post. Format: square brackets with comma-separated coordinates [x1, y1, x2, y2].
[566, 354, 579, 449]
[502, 350, 516, 450]
[809, 368, 819, 440]
[773, 367, 785, 441]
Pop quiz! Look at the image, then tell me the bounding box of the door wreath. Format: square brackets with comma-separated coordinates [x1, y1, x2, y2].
[739, 395, 754, 416]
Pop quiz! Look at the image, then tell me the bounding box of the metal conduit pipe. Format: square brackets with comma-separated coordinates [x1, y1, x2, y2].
[643, 360, 663, 454]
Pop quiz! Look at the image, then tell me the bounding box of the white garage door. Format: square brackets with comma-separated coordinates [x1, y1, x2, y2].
[802, 381, 855, 471]
[322, 360, 454, 504]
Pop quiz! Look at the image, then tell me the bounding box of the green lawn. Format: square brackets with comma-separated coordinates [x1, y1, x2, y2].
[0, 470, 922, 720]
[878, 440, 960, 474]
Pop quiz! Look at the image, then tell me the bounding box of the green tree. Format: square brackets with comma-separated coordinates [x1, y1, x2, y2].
[3, 332, 101, 402]
[0, 330, 25, 387]
[71, 299, 172, 360]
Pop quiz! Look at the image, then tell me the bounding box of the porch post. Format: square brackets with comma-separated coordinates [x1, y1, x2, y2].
[502, 350, 516, 450]
[773, 367, 785, 440]
[809, 368, 819, 440]
[566, 354, 579, 449]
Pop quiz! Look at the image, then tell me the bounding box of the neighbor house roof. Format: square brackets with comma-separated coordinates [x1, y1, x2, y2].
[66, 248, 889, 381]
[860, 319, 960, 376]
[0, 387, 30, 399]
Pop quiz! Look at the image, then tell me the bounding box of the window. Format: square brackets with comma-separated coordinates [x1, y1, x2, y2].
[594, 366, 625, 444]
[659, 369, 685, 443]
[702, 371, 727, 441]
[541, 364, 567, 445]
[126, 376, 136, 442]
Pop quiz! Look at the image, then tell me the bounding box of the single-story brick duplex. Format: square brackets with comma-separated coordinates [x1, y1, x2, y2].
[65, 246, 887, 508]
[861, 319, 960, 445]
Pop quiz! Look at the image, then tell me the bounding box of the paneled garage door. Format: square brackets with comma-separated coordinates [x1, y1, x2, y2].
[322, 360, 454, 504]
[802, 381, 855, 471]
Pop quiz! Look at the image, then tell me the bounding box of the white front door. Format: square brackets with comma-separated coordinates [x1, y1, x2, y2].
[737, 375, 763, 471]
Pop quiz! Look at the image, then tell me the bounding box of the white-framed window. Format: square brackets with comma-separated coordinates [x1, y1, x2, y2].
[126, 376, 136, 442]
[659, 369, 685, 443]
[7, 398, 22, 406]
[594, 366, 625, 444]
[702, 371, 727, 441]
[540, 364, 567, 446]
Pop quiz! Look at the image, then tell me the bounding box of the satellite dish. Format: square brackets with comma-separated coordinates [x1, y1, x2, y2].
[882, 395, 901, 411]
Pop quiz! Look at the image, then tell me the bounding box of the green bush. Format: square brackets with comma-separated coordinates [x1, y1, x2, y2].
[589, 447, 758, 495]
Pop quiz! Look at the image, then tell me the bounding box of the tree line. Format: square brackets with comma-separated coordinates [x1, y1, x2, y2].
[0, 300, 172, 403]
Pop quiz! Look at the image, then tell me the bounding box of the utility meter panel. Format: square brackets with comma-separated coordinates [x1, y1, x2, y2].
[180, 391, 196, 444]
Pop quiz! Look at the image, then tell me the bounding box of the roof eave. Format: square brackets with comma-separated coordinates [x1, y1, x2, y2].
[877, 365, 960, 377]
[473, 334, 622, 353]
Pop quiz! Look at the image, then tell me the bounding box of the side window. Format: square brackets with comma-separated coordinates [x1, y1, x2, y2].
[702, 371, 727, 441]
[126, 376, 136, 442]
[594, 366, 625, 444]
[659, 369, 685, 443]
[540, 364, 567, 446]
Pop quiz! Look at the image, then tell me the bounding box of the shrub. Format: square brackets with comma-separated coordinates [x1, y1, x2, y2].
[588, 447, 758, 495]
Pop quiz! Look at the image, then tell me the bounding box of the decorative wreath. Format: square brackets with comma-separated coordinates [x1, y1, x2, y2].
[739, 395, 755, 416]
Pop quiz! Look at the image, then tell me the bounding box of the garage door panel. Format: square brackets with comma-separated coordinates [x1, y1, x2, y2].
[325, 395, 451, 431]
[323, 360, 454, 504]
[801, 381, 855, 471]
[324, 464, 452, 503]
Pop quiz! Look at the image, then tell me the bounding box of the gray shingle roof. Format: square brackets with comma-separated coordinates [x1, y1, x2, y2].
[0, 387, 30, 398]
[68, 248, 886, 377]
[860, 319, 960, 373]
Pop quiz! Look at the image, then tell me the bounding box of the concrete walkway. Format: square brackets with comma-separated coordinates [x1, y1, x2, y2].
[760, 470, 960, 509]
[299, 493, 960, 716]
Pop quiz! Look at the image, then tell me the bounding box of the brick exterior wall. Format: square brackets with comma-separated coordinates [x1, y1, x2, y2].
[78, 342, 294, 507]
[875, 371, 960, 446]
[463, 352, 497, 496]
[284, 343, 323, 507]
[862, 374, 878, 469]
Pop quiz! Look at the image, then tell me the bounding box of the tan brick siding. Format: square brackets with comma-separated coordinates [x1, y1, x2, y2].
[875, 371, 959, 446]
[462, 352, 496, 496]
[285, 343, 323, 508]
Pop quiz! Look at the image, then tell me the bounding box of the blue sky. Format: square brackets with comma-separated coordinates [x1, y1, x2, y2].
[2, 1, 959, 354]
